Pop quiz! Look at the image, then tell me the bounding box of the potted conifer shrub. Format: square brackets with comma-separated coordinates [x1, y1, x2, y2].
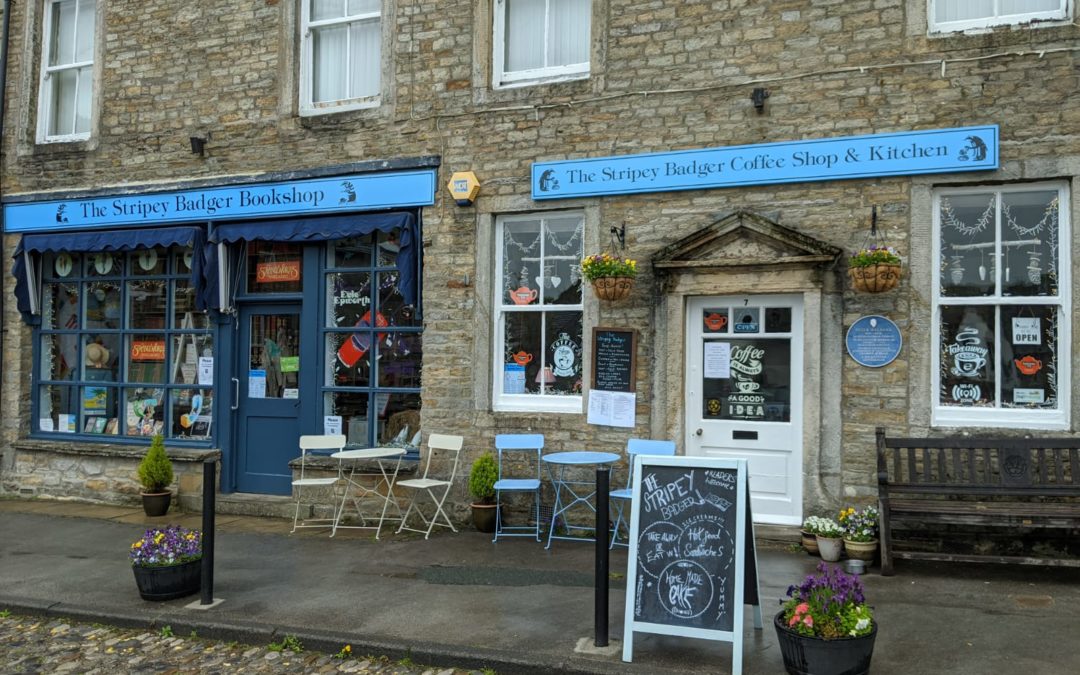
[137, 434, 174, 517]
[468, 453, 498, 533]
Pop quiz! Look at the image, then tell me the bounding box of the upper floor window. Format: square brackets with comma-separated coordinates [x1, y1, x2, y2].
[38, 0, 95, 142]
[300, 0, 381, 115]
[494, 0, 590, 88]
[932, 183, 1071, 429]
[930, 0, 1070, 32]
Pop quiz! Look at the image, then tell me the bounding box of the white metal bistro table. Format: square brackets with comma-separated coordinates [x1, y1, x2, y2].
[542, 451, 621, 549]
[330, 446, 406, 538]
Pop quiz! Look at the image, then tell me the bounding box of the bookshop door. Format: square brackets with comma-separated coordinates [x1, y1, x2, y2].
[236, 304, 302, 494]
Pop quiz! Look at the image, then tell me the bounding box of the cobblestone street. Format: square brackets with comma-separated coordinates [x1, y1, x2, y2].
[0, 612, 483, 675]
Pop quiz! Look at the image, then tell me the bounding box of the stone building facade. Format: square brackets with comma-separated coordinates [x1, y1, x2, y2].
[1, 1, 1078, 525]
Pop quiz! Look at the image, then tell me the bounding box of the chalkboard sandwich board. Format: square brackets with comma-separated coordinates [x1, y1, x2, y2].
[622, 456, 762, 674]
[592, 327, 637, 393]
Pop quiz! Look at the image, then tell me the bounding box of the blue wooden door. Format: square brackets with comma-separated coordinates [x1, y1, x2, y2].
[235, 304, 302, 494]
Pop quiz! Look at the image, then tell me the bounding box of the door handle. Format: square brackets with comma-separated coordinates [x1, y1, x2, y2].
[231, 377, 240, 411]
[695, 428, 703, 436]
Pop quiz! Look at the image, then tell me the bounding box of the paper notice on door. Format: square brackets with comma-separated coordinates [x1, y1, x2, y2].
[324, 415, 343, 436]
[704, 342, 731, 378]
[198, 357, 214, 385]
[283, 388, 299, 399]
[587, 390, 636, 428]
[248, 369, 266, 399]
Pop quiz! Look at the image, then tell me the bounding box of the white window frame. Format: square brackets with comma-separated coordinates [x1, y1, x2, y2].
[493, 211, 584, 413]
[298, 1, 382, 116]
[37, 0, 95, 143]
[929, 0, 1071, 33]
[493, 0, 591, 89]
[931, 182, 1071, 430]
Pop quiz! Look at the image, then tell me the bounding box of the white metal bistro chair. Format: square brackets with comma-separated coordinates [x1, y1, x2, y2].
[290, 434, 347, 533]
[493, 433, 544, 543]
[610, 438, 677, 548]
[395, 433, 465, 539]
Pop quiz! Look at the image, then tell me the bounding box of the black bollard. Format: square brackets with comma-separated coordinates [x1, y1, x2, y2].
[200, 457, 216, 605]
[595, 467, 610, 647]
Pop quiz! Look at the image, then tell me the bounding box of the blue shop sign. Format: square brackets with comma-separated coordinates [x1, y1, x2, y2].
[3, 169, 437, 233]
[846, 315, 903, 368]
[532, 126, 997, 200]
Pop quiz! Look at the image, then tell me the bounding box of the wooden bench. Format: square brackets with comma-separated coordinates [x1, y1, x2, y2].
[876, 427, 1080, 575]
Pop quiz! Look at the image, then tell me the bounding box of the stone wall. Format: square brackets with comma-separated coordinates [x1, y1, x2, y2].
[2, 1, 1079, 517]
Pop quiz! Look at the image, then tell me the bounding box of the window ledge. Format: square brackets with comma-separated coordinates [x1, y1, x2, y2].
[13, 438, 221, 463]
[493, 399, 584, 414]
[288, 454, 418, 476]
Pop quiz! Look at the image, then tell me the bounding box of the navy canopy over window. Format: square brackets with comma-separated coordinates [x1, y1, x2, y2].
[209, 210, 420, 308]
[12, 225, 208, 320]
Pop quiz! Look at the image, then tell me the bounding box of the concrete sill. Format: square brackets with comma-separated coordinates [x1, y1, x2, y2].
[12, 439, 221, 464]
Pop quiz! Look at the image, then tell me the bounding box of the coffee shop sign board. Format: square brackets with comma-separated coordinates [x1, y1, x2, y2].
[845, 315, 902, 368]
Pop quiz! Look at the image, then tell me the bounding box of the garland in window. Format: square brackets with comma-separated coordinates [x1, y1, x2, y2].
[940, 195, 994, 237]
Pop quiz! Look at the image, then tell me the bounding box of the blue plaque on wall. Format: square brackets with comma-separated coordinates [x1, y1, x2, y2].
[846, 315, 902, 368]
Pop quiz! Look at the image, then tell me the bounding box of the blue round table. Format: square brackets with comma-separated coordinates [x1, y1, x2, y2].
[541, 451, 621, 549]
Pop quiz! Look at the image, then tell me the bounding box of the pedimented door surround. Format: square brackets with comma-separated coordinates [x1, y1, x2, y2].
[650, 210, 845, 521]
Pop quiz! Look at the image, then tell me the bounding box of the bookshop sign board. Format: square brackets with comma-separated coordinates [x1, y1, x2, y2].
[622, 456, 762, 674]
[532, 126, 998, 200]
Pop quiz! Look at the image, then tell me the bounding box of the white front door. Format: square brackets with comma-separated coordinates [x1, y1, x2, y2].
[685, 294, 803, 525]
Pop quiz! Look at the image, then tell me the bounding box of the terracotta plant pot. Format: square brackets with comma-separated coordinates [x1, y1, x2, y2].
[848, 263, 901, 293]
[816, 535, 843, 562]
[800, 530, 819, 556]
[844, 538, 879, 562]
[774, 611, 877, 675]
[591, 276, 633, 302]
[140, 491, 172, 517]
[471, 503, 497, 533]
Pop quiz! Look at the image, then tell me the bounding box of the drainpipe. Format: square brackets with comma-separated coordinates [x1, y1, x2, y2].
[0, 0, 13, 434]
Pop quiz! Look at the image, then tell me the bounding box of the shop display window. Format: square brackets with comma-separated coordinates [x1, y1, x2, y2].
[934, 184, 1069, 428]
[35, 247, 214, 440]
[494, 212, 584, 411]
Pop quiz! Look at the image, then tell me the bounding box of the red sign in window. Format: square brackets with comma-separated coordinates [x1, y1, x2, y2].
[256, 260, 301, 283]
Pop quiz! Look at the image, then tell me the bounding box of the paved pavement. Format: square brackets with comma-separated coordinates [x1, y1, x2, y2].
[1, 499, 1078, 674]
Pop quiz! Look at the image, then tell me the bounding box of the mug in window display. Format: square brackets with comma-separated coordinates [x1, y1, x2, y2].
[337, 310, 389, 367]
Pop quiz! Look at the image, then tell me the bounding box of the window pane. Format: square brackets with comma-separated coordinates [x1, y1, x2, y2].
[43, 282, 79, 330]
[83, 335, 119, 380]
[324, 390, 369, 445]
[375, 230, 400, 267]
[327, 271, 372, 325]
[703, 307, 729, 334]
[505, 0, 545, 72]
[86, 251, 120, 277]
[74, 66, 92, 134]
[939, 305, 995, 407]
[127, 280, 166, 329]
[49, 0, 77, 66]
[86, 281, 121, 329]
[544, 312, 583, 394]
[312, 25, 348, 103]
[940, 193, 995, 297]
[1001, 306, 1058, 409]
[246, 242, 302, 293]
[549, 0, 590, 67]
[173, 280, 209, 329]
[130, 247, 166, 276]
[377, 271, 420, 327]
[376, 333, 421, 388]
[127, 334, 167, 384]
[502, 219, 542, 306]
[45, 252, 77, 280]
[75, 0, 95, 62]
[327, 332, 372, 387]
[702, 338, 791, 422]
[378, 393, 421, 446]
[171, 334, 214, 385]
[49, 68, 77, 136]
[311, 0, 346, 20]
[170, 388, 213, 439]
[349, 19, 380, 99]
[542, 216, 583, 305]
[1001, 190, 1059, 297]
[124, 387, 164, 437]
[40, 335, 73, 380]
[330, 236, 373, 268]
[348, 0, 379, 14]
[249, 314, 300, 398]
[503, 312, 542, 394]
[81, 385, 117, 433]
[765, 307, 792, 333]
[39, 385, 77, 432]
[936, 0, 993, 22]
[1000, 0, 1061, 15]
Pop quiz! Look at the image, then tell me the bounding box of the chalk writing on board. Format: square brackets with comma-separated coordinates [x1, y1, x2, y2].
[640, 521, 683, 579]
[703, 469, 737, 491]
[659, 560, 714, 619]
[593, 328, 637, 392]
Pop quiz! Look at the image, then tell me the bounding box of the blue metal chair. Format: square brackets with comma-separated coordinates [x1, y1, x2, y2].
[610, 438, 677, 548]
[492, 433, 544, 543]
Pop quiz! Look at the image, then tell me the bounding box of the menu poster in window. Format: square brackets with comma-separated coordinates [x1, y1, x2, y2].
[622, 456, 761, 670]
[592, 327, 637, 393]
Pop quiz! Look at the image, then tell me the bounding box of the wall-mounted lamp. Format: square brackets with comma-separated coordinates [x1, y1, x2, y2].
[751, 88, 770, 114]
[189, 136, 207, 157]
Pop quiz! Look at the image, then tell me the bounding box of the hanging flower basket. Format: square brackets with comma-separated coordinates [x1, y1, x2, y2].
[848, 246, 902, 293]
[591, 276, 634, 302]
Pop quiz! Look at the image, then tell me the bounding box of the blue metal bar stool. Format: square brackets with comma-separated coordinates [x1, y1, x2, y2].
[492, 433, 544, 543]
[610, 438, 676, 548]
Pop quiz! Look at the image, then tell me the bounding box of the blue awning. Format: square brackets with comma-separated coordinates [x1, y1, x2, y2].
[12, 226, 208, 320]
[209, 211, 420, 308]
